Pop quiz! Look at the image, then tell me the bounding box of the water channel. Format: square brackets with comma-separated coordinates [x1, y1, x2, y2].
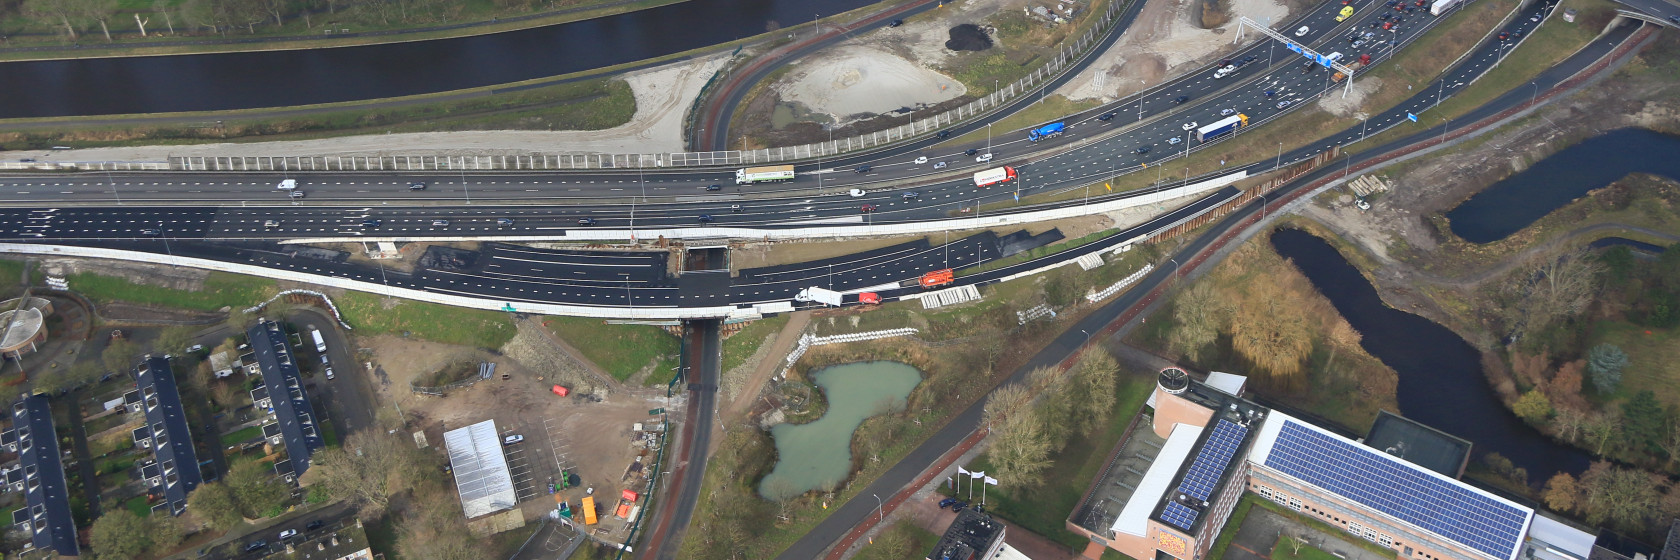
[1445, 128, 1680, 244]
[0, 0, 877, 119]
[1269, 228, 1593, 479]
[757, 361, 922, 501]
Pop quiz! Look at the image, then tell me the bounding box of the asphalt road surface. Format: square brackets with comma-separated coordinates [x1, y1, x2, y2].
[770, 19, 1643, 559]
[644, 319, 721, 560]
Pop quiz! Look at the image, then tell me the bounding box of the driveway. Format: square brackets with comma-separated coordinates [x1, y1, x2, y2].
[286, 308, 377, 438]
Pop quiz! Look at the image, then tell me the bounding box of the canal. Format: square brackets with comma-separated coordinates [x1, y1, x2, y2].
[1269, 228, 1593, 479]
[0, 0, 879, 119]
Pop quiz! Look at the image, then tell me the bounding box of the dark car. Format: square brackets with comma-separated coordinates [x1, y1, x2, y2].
[1243, 54, 1257, 63]
[938, 498, 957, 509]
[705, 184, 723, 191]
[497, 218, 515, 226]
[361, 219, 381, 228]
[1135, 146, 1152, 155]
[306, 520, 325, 531]
[888, 18, 903, 27]
[1301, 61, 1316, 73]
[577, 218, 597, 226]
[244, 541, 268, 553]
[952, 502, 968, 512]
[937, 130, 952, 138]
[964, 148, 979, 156]
[1097, 112, 1117, 121]
[139, 228, 161, 236]
[408, 181, 427, 190]
[855, 165, 872, 173]
[1173, 95, 1189, 104]
[902, 192, 921, 200]
[697, 215, 714, 223]
[1670, 15, 1680, 24]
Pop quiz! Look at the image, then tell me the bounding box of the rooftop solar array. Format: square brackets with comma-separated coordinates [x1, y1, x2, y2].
[1158, 419, 1249, 531]
[444, 420, 517, 519]
[1264, 420, 1531, 560]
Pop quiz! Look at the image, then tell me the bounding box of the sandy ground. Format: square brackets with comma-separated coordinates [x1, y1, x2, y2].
[3, 54, 728, 162]
[775, 45, 968, 124]
[1059, 0, 1290, 102]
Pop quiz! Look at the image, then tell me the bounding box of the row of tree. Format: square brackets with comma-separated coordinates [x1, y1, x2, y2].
[12, 0, 556, 42]
[985, 349, 1119, 486]
[1543, 462, 1680, 537]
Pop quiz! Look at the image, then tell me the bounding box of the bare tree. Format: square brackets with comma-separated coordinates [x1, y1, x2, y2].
[1503, 247, 1603, 343]
[1583, 409, 1621, 456]
[990, 409, 1052, 486]
[1071, 349, 1119, 432]
[1230, 281, 1313, 382]
[1169, 282, 1223, 363]
[1580, 463, 1659, 531]
[22, 0, 89, 40]
[982, 384, 1031, 428]
[299, 431, 425, 519]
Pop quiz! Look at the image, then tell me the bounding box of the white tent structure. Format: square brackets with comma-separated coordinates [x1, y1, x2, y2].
[444, 420, 518, 518]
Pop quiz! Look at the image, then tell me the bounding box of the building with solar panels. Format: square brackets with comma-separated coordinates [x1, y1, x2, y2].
[1065, 368, 1601, 560]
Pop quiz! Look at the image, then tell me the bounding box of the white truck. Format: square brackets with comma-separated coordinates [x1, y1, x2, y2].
[277, 179, 297, 190]
[309, 327, 327, 353]
[795, 287, 844, 307]
[734, 165, 796, 185]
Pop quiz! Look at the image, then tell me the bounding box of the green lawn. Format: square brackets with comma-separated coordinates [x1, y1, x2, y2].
[220, 425, 262, 447]
[722, 315, 792, 374]
[1590, 321, 1680, 406]
[947, 373, 1156, 548]
[1273, 536, 1341, 560]
[851, 522, 941, 560]
[0, 259, 24, 297]
[334, 291, 517, 349]
[123, 495, 151, 518]
[543, 316, 680, 381]
[948, 95, 1102, 147]
[69, 270, 276, 312]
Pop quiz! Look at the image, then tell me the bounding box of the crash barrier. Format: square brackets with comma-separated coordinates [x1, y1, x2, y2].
[244, 289, 353, 330]
[1086, 263, 1154, 302]
[777, 327, 922, 379]
[910, 285, 982, 309]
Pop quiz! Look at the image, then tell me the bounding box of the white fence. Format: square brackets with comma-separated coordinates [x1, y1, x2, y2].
[1086, 264, 1153, 302]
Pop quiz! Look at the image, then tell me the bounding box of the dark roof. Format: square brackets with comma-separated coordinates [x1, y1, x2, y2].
[141, 461, 161, 481]
[124, 389, 142, 406]
[273, 459, 294, 477]
[1153, 391, 1265, 534]
[10, 507, 26, 526]
[12, 395, 80, 556]
[136, 356, 204, 516]
[1663, 520, 1680, 560]
[925, 509, 1005, 560]
[1363, 410, 1472, 478]
[248, 320, 324, 476]
[1, 427, 16, 447]
[4, 467, 21, 485]
[132, 425, 151, 445]
[261, 423, 281, 439]
[250, 385, 269, 403]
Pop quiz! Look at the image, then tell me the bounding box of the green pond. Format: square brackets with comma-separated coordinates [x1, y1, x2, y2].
[757, 361, 922, 500]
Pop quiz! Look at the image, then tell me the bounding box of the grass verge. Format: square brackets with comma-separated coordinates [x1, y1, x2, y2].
[851, 521, 942, 560]
[723, 314, 792, 374]
[219, 425, 263, 447]
[3, 77, 636, 149]
[948, 95, 1102, 146]
[69, 270, 277, 312]
[944, 372, 1155, 548]
[334, 291, 517, 348]
[542, 316, 679, 381]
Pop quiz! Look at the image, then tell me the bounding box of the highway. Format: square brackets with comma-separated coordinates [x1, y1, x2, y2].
[771, 18, 1647, 560]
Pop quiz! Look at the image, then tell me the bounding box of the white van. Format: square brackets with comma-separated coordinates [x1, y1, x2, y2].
[1325, 52, 1345, 64]
[277, 179, 297, 190]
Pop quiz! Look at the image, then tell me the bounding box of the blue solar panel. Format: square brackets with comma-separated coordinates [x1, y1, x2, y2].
[1160, 502, 1198, 531]
[1265, 421, 1529, 560]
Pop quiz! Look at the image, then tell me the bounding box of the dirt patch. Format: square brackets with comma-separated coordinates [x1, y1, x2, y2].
[1316, 77, 1382, 118]
[946, 24, 996, 51]
[774, 45, 968, 126]
[1058, 0, 1291, 102]
[727, 215, 1111, 272]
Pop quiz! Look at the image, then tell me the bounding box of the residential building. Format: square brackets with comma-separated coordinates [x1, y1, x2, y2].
[11, 395, 79, 556]
[134, 355, 205, 516]
[248, 319, 324, 477]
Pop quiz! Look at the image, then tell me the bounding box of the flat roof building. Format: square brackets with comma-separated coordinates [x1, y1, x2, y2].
[1067, 367, 1591, 560]
[926, 509, 1007, 560]
[443, 420, 517, 519]
[135, 355, 205, 515]
[248, 319, 325, 477]
[12, 395, 79, 556]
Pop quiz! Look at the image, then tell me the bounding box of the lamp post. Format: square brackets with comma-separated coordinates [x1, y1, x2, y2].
[1360, 116, 1369, 143]
[872, 494, 883, 525]
[105, 170, 122, 205]
[1275, 142, 1283, 170]
[1530, 81, 1540, 107]
[621, 273, 633, 313]
[1138, 80, 1146, 121]
[1169, 257, 1181, 280]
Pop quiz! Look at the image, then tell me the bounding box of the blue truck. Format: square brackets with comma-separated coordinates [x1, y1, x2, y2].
[1027, 122, 1066, 142]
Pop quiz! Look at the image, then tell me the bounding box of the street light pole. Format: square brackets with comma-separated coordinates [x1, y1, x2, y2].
[872, 494, 883, 525]
[105, 170, 122, 205]
[1275, 142, 1283, 170]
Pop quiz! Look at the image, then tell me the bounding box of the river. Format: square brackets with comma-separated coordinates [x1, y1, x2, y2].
[1446, 128, 1680, 244]
[757, 361, 922, 501]
[0, 0, 877, 119]
[1269, 228, 1592, 479]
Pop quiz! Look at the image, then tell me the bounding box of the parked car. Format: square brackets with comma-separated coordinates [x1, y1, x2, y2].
[305, 520, 325, 531]
[504, 435, 524, 445]
[320, 355, 330, 366]
[938, 498, 957, 509]
[187, 344, 204, 353]
[278, 530, 297, 540]
[325, 368, 335, 380]
[244, 541, 268, 552]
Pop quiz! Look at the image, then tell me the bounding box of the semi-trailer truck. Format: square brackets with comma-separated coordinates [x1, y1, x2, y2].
[1194, 114, 1249, 142]
[734, 165, 796, 185]
[972, 166, 1017, 188]
[1027, 122, 1066, 142]
[1429, 0, 1463, 15]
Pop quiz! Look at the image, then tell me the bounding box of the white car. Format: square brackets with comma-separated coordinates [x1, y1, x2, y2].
[325, 368, 335, 380]
[849, 188, 866, 197]
[1182, 122, 1197, 131]
[185, 344, 204, 353]
[278, 530, 297, 540]
[1295, 26, 1310, 36]
[933, 161, 948, 169]
[1220, 108, 1236, 116]
[1213, 65, 1236, 79]
[976, 153, 993, 163]
[1167, 137, 1183, 145]
[504, 435, 524, 445]
[913, 156, 928, 164]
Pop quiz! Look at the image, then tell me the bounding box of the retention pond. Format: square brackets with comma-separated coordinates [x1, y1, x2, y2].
[757, 361, 921, 501]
